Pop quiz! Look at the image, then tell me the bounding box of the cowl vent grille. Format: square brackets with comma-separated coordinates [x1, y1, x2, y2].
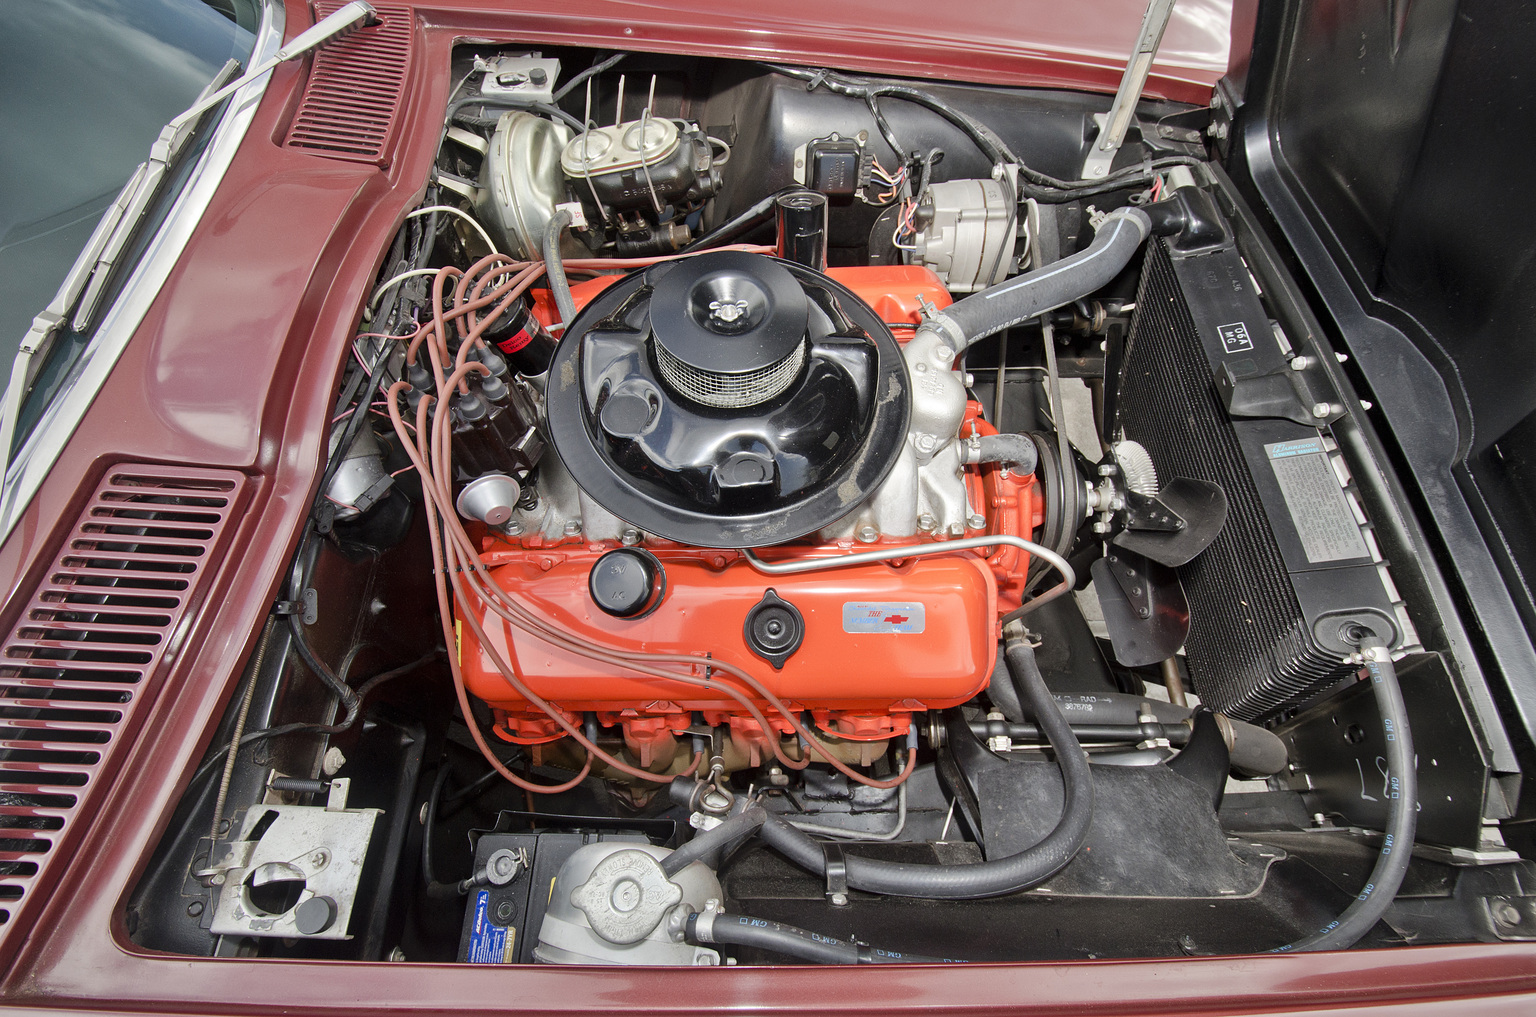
[283, 2, 414, 165]
[0, 465, 243, 942]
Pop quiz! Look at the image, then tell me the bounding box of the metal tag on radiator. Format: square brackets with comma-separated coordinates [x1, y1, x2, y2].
[842, 602, 925, 633]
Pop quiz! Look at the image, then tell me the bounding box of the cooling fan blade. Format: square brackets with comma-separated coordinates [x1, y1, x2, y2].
[1110, 476, 1228, 568]
[1091, 550, 1190, 668]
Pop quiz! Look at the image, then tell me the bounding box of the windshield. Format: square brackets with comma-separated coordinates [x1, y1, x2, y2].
[0, 0, 259, 441]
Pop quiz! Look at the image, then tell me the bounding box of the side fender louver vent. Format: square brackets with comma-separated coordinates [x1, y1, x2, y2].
[283, 2, 414, 165]
[0, 465, 243, 945]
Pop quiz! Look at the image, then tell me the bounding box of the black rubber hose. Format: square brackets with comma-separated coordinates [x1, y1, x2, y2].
[687, 912, 957, 964]
[543, 208, 577, 326]
[758, 625, 1093, 898]
[1033, 691, 1289, 777]
[552, 51, 627, 102]
[971, 719, 1188, 745]
[973, 432, 1037, 472]
[938, 208, 1151, 350]
[1275, 643, 1416, 952]
[661, 806, 767, 876]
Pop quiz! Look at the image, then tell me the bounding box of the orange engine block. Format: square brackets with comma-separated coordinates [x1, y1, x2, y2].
[455, 462, 1040, 766]
[454, 264, 1042, 771]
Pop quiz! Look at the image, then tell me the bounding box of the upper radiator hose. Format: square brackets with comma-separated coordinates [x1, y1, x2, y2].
[924, 208, 1151, 352]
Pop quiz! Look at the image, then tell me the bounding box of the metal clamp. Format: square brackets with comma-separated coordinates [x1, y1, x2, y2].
[823, 843, 850, 907]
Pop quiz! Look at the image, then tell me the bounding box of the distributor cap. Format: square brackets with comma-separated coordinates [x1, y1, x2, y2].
[546, 251, 910, 548]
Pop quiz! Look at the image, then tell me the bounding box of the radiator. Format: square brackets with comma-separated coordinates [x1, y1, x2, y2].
[1116, 234, 1401, 721]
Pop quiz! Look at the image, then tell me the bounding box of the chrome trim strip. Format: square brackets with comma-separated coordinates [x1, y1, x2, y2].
[0, 0, 287, 542]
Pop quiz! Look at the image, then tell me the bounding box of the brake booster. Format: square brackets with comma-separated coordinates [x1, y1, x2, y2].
[454, 251, 1040, 773]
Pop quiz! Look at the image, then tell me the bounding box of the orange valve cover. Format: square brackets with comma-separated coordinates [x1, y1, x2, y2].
[456, 551, 998, 735]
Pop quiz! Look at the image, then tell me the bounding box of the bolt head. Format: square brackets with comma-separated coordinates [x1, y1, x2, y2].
[1092, 520, 1113, 534]
[856, 525, 879, 543]
[1098, 463, 1117, 476]
[917, 513, 937, 532]
[1291, 356, 1309, 371]
[563, 519, 583, 536]
[966, 513, 986, 530]
[830, 893, 849, 907]
[621, 528, 642, 546]
[913, 433, 937, 453]
[1312, 402, 1331, 419]
[186, 901, 204, 918]
[1494, 900, 1522, 927]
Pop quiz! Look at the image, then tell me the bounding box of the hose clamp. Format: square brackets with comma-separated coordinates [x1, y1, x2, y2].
[823, 843, 850, 906]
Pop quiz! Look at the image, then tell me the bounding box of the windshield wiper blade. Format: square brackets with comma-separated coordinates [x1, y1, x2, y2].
[0, 1, 379, 507]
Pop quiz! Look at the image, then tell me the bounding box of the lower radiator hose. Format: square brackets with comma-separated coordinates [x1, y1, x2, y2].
[758, 622, 1093, 898]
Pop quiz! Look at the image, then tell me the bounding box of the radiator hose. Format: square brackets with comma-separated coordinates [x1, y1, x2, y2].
[686, 910, 959, 964]
[1274, 639, 1416, 952]
[924, 208, 1151, 352]
[758, 621, 1093, 898]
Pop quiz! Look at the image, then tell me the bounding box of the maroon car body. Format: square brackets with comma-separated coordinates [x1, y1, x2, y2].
[0, 1, 1533, 1013]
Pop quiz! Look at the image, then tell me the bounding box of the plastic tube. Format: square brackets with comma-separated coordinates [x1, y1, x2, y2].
[1274, 643, 1416, 952]
[758, 624, 1093, 898]
[936, 208, 1151, 351]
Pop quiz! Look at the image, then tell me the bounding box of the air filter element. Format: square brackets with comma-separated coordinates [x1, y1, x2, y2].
[1116, 229, 1401, 721]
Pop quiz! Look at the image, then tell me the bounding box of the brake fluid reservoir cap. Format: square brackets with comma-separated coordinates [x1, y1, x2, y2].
[588, 548, 665, 618]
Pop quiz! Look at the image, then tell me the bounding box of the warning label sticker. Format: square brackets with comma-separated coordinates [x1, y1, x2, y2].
[1264, 438, 1370, 564]
[843, 602, 925, 633]
[466, 889, 516, 964]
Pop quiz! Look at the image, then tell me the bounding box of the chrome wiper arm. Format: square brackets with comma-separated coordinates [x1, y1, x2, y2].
[0, 1, 379, 503]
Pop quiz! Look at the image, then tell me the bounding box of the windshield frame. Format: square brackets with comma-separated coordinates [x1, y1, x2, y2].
[0, 0, 286, 542]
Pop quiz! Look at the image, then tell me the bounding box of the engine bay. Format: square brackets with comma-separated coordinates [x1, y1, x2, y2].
[128, 41, 1534, 966]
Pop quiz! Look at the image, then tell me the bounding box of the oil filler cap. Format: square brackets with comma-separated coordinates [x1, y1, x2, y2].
[744, 589, 804, 670]
[588, 548, 666, 619]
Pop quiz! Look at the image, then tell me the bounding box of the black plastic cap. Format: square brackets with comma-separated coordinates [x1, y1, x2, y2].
[744, 589, 804, 670]
[588, 548, 665, 619]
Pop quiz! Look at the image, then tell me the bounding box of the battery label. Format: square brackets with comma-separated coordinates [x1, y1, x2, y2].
[466, 889, 516, 964]
[843, 602, 925, 633]
[1265, 438, 1370, 563]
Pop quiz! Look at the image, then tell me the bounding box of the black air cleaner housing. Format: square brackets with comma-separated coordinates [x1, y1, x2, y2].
[545, 251, 909, 548]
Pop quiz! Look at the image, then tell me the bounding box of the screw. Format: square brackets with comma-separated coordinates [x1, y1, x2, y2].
[186, 901, 204, 918]
[856, 525, 879, 543]
[1493, 900, 1522, 927]
[496, 899, 515, 922]
[1312, 402, 1331, 419]
[310, 850, 330, 869]
[388, 947, 407, 963]
[418, 802, 429, 824]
